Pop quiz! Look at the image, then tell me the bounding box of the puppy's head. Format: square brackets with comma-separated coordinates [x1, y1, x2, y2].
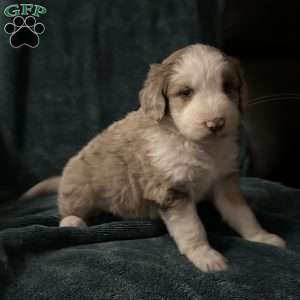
[139, 44, 246, 142]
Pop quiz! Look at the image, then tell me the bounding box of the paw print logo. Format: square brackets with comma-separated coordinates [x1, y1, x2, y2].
[4, 16, 45, 48]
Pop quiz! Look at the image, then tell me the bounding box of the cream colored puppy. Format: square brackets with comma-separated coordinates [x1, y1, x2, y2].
[23, 44, 286, 272]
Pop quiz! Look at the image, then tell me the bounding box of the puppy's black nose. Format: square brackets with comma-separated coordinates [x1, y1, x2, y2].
[204, 117, 225, 133]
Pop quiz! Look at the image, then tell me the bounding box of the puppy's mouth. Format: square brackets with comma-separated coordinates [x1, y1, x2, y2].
[201, 132, 225, 142]
[203, 126, 237, 140]
[188, 130, 225, 144]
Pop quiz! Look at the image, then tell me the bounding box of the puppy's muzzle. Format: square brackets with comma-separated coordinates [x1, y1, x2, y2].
[203, 117, 225, 133]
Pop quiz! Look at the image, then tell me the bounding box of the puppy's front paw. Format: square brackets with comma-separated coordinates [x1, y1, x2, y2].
[187, 246, 228, 272]
[248, 232, 286, 249]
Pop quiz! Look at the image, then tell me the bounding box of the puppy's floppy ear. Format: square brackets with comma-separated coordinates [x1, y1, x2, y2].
[139, 63, 168, 121]
[227, 57, 248, 112]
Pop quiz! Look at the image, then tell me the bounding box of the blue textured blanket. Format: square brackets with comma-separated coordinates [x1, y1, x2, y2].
[0, 178, 300, 299]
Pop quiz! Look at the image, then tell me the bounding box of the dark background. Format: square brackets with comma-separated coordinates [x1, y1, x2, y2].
[224, 0, 300, 188]
[1, 0, 300, 195]
[0, 0, 222, 195]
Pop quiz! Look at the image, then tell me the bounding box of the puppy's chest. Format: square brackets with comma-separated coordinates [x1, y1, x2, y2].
[147, 134, 237, 194]
[155, 144, 215, 182]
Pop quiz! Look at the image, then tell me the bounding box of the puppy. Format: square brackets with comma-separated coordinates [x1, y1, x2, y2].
[23, 44, 286, 272]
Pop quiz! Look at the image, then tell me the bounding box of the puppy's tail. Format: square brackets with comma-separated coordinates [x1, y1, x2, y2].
[19, 176, 61, 200]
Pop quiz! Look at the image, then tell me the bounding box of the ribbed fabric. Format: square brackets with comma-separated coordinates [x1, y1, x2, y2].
[0, 178, 300, 299]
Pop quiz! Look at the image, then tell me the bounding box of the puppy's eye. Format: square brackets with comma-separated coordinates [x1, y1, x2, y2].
[177, 87, 194, 99]
[223, 80, 239, 95]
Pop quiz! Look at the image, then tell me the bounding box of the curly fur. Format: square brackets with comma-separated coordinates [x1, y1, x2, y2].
[23, 44, 286, 272]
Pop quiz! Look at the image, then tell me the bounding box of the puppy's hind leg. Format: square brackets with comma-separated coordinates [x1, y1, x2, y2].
[58, 182, 95, 228]
[60, 216, 87, 227]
